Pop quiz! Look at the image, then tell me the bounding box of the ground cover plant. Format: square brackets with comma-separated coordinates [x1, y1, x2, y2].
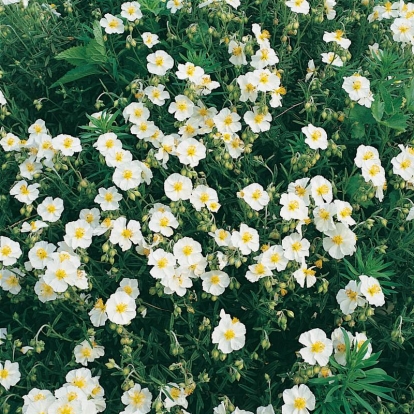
[1, 0, 414, 413]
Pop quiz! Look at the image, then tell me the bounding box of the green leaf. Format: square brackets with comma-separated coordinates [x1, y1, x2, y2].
[380, 113, 409, 131]
[51, 64, 101, 87]
[349, 390, 377, 414]
[371, 99, 384, 122]
[55, 45, 89, 66]
[85, 39, 107, 64]
[139, 0, 164, 15]
[93, 20, 105, 47]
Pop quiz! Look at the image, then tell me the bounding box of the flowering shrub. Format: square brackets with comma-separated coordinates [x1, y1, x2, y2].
[1, 0, 414, 413]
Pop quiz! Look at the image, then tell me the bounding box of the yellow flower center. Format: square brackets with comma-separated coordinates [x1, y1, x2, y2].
[318, 209, 330, 220]
[122, 229, 133, 239]
[311, 341, 326, 353]
[104, 193, 113, 202]
[291, 242, 302, 251]
[36, 248, 48, 259]
[182, 245, 193, 256]
[332, 235, 343, 245]
[311, 130, 321, 141]
[232, 46, 242, 56]
[210, 275, 220, 284]
[294, 397, 306, 410]
[288, 200, 299, 211]
[170, 388, 181, 399]
[224, 329, 236, 340]
[123, 170, 133, 180]
[55, 269, 67, 280]
[74, 228, 85, 239]
[242, 232, 253, 243]
[367, 284, 381, 296]
[187, 145, 196, 156]
[1, 246, 12, 257]
[131, 391, 145, 406]
[123, 285, 133, 295]
[316, 184, 329, 196]
[157, 258, 168, 269]
[159, 217, 169, 227]
[115, 303, 128, 313]
[346, 289, 357, 300]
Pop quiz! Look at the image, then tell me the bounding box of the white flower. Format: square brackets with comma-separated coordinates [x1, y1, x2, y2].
[342, 74, 371, 101]
[168, 95, 194, 121]
[231, 223, 260, 255]
[323, 30, 351, 49]
[279, 193, 308, 220]
[313, 203, 336, 234]
[164, 173, 193, 201]
[201, 270, 230, 296]
[123, 102, 150, 124]
[302, 124, 328, 150]
[282, 384, 315, 414]
[321, 52, 344, 67]
[237, 183, 270, 211]
[141, 32, 159, 48]
[212, 309, 246, 354]
[110, 217, 143, 251]
[100, 13, 124, 34]
[106, 291, 136, 325]
[0, 133, 21, 152]
[166, 0, 184, 13]
[149, 211, 179, 237]
[93, 132, 122, 156]
[359, 275, 385, 307]
[250, 45, 279, 70]
[162, 268, 193, 296]
[176, 62, 205, 83]
[176, 138, 206, 167]
[148, 248, 176, 280]
[147, 50, 174, 76]
[361, 161, 386, 187]
[43, 257, 78, 293]
[305, 59, 316, 82]
[299, 328, 333, 366]
[1, 268, 23, 295]
[10, 180, 40, 204]
[390, 18, 414, 43]
[237, 73, 258, 103]
[293, 264, 317, 288]
[324, 0, 336, 19]
[144, 85, 170, 105]
[117, 278, 140, 300]
[52, 134, 82, 156]
[121, 383, 152, 414]
[353, 332, 372, 359]
[113, 161, 144, 191]
[252, 68, 280, 92]
[214, 108, 242, 134]
[94, 186, 122, 211]
[228, 40, 247, 66]
[0, 90, 6, 106]
[245, 260, 272, 282]
[0, 361, 21, 390]
[285, 0, 310, 14]
[261, 245, 288, 271]
[163, 383, 188, 411]
[34, 277, 58, 303]
[28, 241, 56, 270]
[310, 175, 333, 206]
[121, 2, 142, 21]
[334, 200, 356, 226]
[74, 337, 105, 366]
[331, 327, 354, 366]
[322, 223, 357, 259]
[64, 219, 93, 250]
[354, 145, 380, 168]
[89, 298, 108, 327]
[336, 280, 366, 315]
[173, 237, 203, 266]
[244, 107, 272, 132]
[282, 233, 310, 263]
[0, 237, 22, 266]
[190, 185, 220, 212]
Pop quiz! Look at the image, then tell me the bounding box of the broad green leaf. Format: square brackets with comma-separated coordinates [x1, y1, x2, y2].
[55, 45, 89, 66]
[51, 64, 101, 87]
[371, 99, 384, 122]
[85, 39, 107, 64]
[93, 20, 105, 47]
[380, 113, 409, 131]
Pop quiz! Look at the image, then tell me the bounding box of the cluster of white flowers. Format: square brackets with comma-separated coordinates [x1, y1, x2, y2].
[299, 327, 373, 368]
[354, 145, 386, 201]
[89, 278, 140, 326]
[368, 1, 414, 52]
[22, 368, 106, 413]
[336, 275, 385, 315]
